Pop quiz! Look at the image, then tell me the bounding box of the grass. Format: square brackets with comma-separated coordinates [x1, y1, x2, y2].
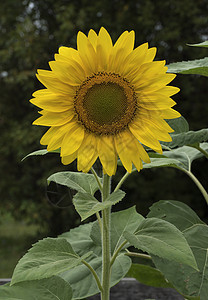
[0, 213, 46, 278]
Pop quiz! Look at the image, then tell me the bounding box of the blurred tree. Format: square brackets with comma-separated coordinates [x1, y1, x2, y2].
[0, 0, 207, 235]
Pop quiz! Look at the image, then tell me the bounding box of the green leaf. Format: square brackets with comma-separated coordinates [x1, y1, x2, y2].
[187, 41, 208, 48]
[162, 129, 208, 148]
[90, 206, 144, 254]
[127, 263, 173, 288]
[22, 149, 60, 161]
[60, 253, 131, 299]
[166, 116, 189, 134]
[0, 277, 72, 300]
[124, 218, 198, 270]
[143, 144, 208, 172]
[147, 200, 204, 231]
[167, 57, 208, 76]
[59, 216, 133, 299]
[60, 222, 101, 256]
[163, 144, 208, 170]
[73, 189, 125, 221]
[47, 171, 101, 195]
[152, 224, 208, 299]
[11, 238, 92, 285]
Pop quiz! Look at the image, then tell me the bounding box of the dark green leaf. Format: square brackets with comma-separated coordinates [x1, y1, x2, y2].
[127, 263, 172, 288]
[11, 238, 92, 285]
[73, 189, 125, 221]
[166, 116, 189, 134]
[90, 206, 144, 254]
[124, 218, 197, 269]
[147, 200, 204, 231]
[60, 253, 131, 299]
[162, 129, 208, 148]
[167, 57, 208, 76]
[47, 171, 101, 195]
[0, 277, 72, 300]
[152, 224, 208, 299]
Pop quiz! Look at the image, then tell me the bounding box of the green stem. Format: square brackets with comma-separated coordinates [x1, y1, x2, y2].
[177, 167, 208, 205]
[110, 240, 128, 267]
[192, 145, 208, 160]
[91, 167, 103, 192]
[82, 259, 103, 292]
[101, 174, 111, 300]
[125, 250, 152, 260]
[114, 171, 130, 192]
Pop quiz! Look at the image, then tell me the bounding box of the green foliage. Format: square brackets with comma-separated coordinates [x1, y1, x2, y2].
[127, 264, 173, 289]
[124, 217, 197, 269]
[187, 41, 208, 48]
[147, 200, 204, 230]
[167, 57, 208, 76]
[0, 277, 72, 300]
[47, 171, 101, 195]
[73, 189, 125, 221]
[148, 200, 208, 299]
[11, 238, 92, 285]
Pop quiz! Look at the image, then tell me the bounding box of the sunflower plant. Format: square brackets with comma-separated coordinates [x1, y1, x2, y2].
[0, 29, 208, 300]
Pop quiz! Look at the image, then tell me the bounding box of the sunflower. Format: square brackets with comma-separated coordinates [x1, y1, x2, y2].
[31, 27, 180, 176]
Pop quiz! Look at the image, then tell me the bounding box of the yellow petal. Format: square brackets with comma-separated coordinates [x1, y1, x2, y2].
[40, 127, 57, 145]
[47, 123, 74, 151]
[129, 121, 163, 153]
[77, 133, 97, 171]
[158, 108, 181, 119]
[77, 31, 97, 75]
[62, 152, 77, 165]
[33, 110, 74, 126]
[49, 61, 84, 85]
[30, 94, 74, 112]
[36, 72, 76, 94]
[135, 74, 176, 93]
[97, 27, 113, 70]
[115, 130, 149, 173]
[88, 29, 98, 49]
[109, 31, 135, 72]
[58, 47, 83, 66]
[97, 135, 117, 176]
[61, 122, 85, 156]
[138, 93, 176, 110]
[143, 47, 157, 63]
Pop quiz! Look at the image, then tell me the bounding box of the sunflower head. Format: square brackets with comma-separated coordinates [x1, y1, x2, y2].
[31, 27, 180, 176]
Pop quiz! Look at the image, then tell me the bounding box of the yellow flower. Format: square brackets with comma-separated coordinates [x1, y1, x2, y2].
[31, 27, 180, 176]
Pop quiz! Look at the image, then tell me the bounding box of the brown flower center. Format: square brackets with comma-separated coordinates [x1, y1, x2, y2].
[74, 72, 137, 135]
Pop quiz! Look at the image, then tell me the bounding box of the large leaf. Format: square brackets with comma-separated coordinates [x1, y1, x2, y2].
[143, 143, 208, 172]
[90, 206, 144, 254]
[167, 57, 208, 76]
[152, 224, 208, 300]
[0, 277, 72, 300]
[11, 238, 92, 285]
[124, 218, 197, 270]
[162, 129, 208, 148]
[147, 200, 204, 231]
[22, 149, 60, 161]
[60, 253, 131, 299]
[59, 213, 136, 299]
[73, 189, 125, 221]
[48, 171, 101, 195]
[127, 263, 173, 288]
